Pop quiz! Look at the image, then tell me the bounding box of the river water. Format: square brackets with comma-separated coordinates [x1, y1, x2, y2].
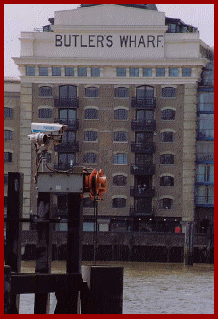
[19, 261, 214, 314]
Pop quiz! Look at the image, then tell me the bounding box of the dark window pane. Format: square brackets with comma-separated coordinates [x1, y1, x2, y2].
[4, 152, 12, 163]
[65, 67, 74, 76]
[160, 176, 174, 186]
[4, 130, 13, 140]
[161, 109, 175, 120]
[112, 198, 126, 208]
[78, 67, 87, 76]
[116, 68, 126, 77]
[113, 154, 127, 164]
[156, 68, 165, 77]
[130, 68, 139, 77]
[143, 68, 152, 77]
[83, 153, 97, 163]
[113, 175, 127, 186]
[52, 67, 61, 76]
[4, 108, 14, 119]
[114, 87, 129, 98]
[38, 108, 52, 118]
[114, 131, 128, 142]
[114, 109, 128, 120]
[84, 131, 98, 141]
[162, 87, 176, 98]
[91, 67, 100, 77]
[85, 87, 98, 97]
[160, 154, 174, 165]
[39, 86, 52, 96]
[39, 67, 48, 76]
[84, 108, 98, 119]
[161, 132, 174, 142]
[182, 68, 192, 77]
[26, 66, 35, 76]
[160, 198, 173, 209]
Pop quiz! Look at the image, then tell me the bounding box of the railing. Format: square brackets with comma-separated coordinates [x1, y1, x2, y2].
[130, 187, 155, 198]
[54, 118, 79, 130]
[54, 98, 79, 108]
[54, 141, 79, 153]
[196, 153, 214, 163]
[130, 163, 155, 175]
[131, 141, 156, 153]
[131, 97, 156, 109]
[131, 120, 156, 131]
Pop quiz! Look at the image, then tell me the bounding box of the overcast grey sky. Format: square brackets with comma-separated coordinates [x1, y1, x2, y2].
[4, 4, 214, 78]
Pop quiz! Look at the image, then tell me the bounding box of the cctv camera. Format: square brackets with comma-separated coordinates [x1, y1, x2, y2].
[28, 132, 49, 146]
[31, 123, 68, 135]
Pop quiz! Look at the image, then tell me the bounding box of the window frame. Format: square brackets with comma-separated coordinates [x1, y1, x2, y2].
[38, 108, 52, 119]
[52, 67, 61, 76]
[169, 68, 179, 77]
[112, 198, 126, 208]
[4, 130, 13, 141]
[113, 153, 127, 165]
[85, 87, 99, 98]
[160, 154, 175, 165]
[4, 152, 13, 163]
[129, 67, 139, 77]
[113, 175, 127, 186]
[116, 68, 126, 77]
[39, 67, 48, 76]
[4, 108, 14, 119]
[161, 109, 176, 120]
[114, 109, 128, 120]
[84, 108, 98, 120]
[78, 67, 87, 77]
[159, 198, 173, 209]
[114, 87, 129, 98]
[161, 131, 174, 142]
[91, 67, 100, 77]
[182, 67, 192, 77]
[113, 131, 128, 142]
[84, 131, 98, 142]
[143, 68, 152, 77]
[162, 87, 176, 98]
[39, 86, 53, 97]
[83, 153, 97, 164]
[26, 66, 35, 76]
[65, 67, 74, 77]
[160, 176, 174, 186]
[156, 68, 165, 77]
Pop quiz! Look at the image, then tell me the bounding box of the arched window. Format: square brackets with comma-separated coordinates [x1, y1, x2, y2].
[162, 87, 176, 98]
[113, 154, 127, 164]
[59, 85, 77, 99]
[38, 108, 52, 118]
[161, 131, 174, 142]
[4, 152, 13, 163]
[84, 108, 98, 119]
[84, 131, 98, 142]
[160, 176, 174, 186]
[4, 130, 13, 140]
[83, 153, 97, 164]
[136, 85, 154, 99]
[85, 87, 99, 98]
[114, 131, 128, 142]
[159, 198, 173, 209]
[114, 87, 129, 98]
[39, 86, 52, 97]
[114, 109, 128, 120]
[160, 154, 174, 165]
[112, 198, 126, 208]
[161, 109, 175, 120]
[113, 175, 127, 186]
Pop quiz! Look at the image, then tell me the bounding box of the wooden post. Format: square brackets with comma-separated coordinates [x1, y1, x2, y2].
[34, 192, 52, 314]
[5, 172, 23, 314]
[4, 265, 11, 314]
[184, 221, 194, 266]
[81, 266, 123, 314]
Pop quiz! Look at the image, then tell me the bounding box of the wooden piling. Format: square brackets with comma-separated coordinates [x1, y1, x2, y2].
[184, 221, 194, 266]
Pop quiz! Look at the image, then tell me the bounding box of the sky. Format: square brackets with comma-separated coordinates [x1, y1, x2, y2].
[4, 4, 214, 78]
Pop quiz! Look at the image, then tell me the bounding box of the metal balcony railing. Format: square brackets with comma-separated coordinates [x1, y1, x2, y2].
[130, 163, 155, 175]
[130, 187, 155, 198]
[131, 120, 156, 131]
[54, 98, 79, 108]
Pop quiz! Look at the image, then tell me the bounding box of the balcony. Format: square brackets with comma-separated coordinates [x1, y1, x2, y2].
[54, 118, 79, 130]
[54, 163, 78, 171]
[130, 187, 155, 198]
[131, 97, 156, 109]
[54, 98, 79, 108]
[130, 163, 155, 175]
[131, 120, 156, 131]
[196, 153, 214, 163]
[130, 205, 153, 216]
[131, 141, 156, 154]
[54, 141, 79, 153]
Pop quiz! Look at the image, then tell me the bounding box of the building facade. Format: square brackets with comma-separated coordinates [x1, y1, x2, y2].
[5, 4, 213, 234]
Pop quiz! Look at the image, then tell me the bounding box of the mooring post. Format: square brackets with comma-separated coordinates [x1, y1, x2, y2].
[34, 192, 52, 314]
[5, 172, 23, 314]
[184, 221, 194, 266]
[81, 266, 123, 314]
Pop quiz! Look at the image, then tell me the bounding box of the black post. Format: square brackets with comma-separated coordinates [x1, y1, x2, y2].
[4, 265, 11, 314]
[184, 221, 194, 266]
[5, 172, 23, 314]
[34, 192, 52, 314]
[55, 193, 83, 314]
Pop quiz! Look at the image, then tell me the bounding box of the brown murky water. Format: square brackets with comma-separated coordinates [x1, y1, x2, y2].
[19, 261, 214, 314]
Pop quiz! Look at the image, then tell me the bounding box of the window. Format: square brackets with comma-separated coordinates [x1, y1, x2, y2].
[114, 109, 128, 120]
[39, 86, 52, 97]
[59, 85, 77, 99]
[4, 130, 13, 140]
[196, 185, 214, 205]
[130, 68, 139, 77]
[84, 131, 98, 142]
[116, 68, 126, 77]
[38, 108, 52, 118]
[159, 198, 173, 209]
[83, 197, 95, 208]
[169, 68, 179, 77]
[83, 153, 97, 164]
[197, 164, 214, 183]
[4, 108, 14, 119]
[52, 67, 61, 76]
[162, 87, 176, 98]
[113, 153, 127, 164]
[114, 131, 128, 142]
[85, 87, 98, 98]
[39, 67, 48, 76]
[59, 109, 77, 125]
[4, 174, 8, 185]
[135, 132, 153, 143]
[4, 196, 7, 208]
[161, 131, 174, 142]
[62, 131, 76, 144]
[198, 92, 214, 112]
[4, 152, 12, 163]
[160, 154, 174, 165]
[182, 68, 192, 77]
[198, 114, 214, 139]
[135, 153, 153, 165]
[84, 108, 98, 119]
[114, 87, 129, 98]
[26, 66, 35, 76]
[78, 67, 87, 76]
[156, 68, 165, 77]
[112, 198, 126, 208]
[143, 68, 152, 77]
[58, 153, 76, 169]
[161, 109, 175, 120]
[136, 110, 154, 121]
[160, 176, 174, 186]
[168, 24, 177, 33]
[65, 67, 74, 76]
[113, 175, 127, 186]
[136, 86, 154, 99]
[91, 67, 100, 77]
